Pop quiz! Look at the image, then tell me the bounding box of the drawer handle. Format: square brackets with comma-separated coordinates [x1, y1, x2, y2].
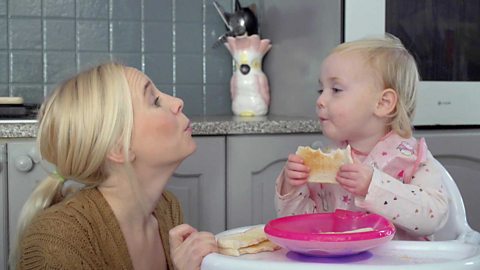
[14, 155, 34, 172]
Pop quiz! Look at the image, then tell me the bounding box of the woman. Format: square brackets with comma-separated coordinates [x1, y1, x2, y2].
[11, 63, 217, 269]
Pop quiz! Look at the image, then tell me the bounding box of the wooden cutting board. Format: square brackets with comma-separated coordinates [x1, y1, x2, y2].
[0, 97, 24, 105]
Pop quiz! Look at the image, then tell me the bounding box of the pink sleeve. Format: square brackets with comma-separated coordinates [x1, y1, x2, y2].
[405, 137, 428, 183]
[356, 152, 448, 237]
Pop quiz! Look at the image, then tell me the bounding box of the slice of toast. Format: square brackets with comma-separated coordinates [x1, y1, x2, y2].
[218, 240, 280, 256]
[217, 226, 267, 250]
[217, 226, 281, 256]
[296, 145, 353, 184]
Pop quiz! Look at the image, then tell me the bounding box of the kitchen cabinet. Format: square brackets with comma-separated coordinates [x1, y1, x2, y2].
[168, 136, 226, 234]
[0, 144, 7, 270]
[7, 140, 50, 257]
[415, 130, 480, 231]
[226, 134, 326, 229]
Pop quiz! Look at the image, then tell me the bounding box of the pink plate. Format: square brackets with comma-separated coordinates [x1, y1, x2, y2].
[264, 209, 395, 257]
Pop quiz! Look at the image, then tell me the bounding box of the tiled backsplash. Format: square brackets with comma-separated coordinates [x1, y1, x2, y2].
[0, 0, 244, 116]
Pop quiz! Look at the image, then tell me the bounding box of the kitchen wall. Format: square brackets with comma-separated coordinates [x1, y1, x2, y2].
[0, 0, 341, 118]
[261, 0, 341, 118]
[0, 0, 246, 116]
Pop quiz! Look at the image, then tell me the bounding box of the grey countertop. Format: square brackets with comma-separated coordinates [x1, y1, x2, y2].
[0, 115, 321, 138]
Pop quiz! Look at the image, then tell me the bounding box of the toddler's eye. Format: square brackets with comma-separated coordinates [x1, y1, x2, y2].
[317, 89, 324, 95]
[332, 87, 342, 93]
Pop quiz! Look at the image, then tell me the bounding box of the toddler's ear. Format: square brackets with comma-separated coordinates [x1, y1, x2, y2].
[375, 88, 397, 117]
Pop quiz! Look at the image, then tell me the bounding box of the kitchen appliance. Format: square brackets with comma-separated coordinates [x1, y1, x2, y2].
[212, 0, 259, 48]
[344, 0, 480, 126]
[0, 97, 39, 119]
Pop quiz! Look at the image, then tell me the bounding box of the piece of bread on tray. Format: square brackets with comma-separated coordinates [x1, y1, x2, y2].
[296, 145, 353, 184]
[217, 226, 280, 256]
[218, 240, 280, 256]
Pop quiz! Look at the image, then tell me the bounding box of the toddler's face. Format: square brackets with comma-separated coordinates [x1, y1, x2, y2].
[316, 51, 384, 143]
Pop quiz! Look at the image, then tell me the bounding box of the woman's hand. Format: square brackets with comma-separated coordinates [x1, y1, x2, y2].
[280, 154, 310, 195]
[336, 158, 373, 196]
[169, 224, 218, 270]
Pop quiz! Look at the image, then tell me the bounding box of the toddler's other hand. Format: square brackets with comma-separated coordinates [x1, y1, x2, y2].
[336, 157, 373, 196]
[281, 154, 310, 195]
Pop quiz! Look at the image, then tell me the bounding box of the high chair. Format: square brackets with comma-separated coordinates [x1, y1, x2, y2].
[431, 159, 480, 244]
[202, 159, 480, 269]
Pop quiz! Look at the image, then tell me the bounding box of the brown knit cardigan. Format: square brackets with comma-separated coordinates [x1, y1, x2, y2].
[16, 188, 183, 269]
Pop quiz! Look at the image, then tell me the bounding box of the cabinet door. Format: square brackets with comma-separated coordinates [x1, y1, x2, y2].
[7, 140, 50, 256]
[415, 130, 480, 231]
[167, 136, 226, 234]
[0, 144, 7, 270]
[227, 134, 326, 229]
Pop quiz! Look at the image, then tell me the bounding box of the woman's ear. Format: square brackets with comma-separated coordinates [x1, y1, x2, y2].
[107, 145, 136, 164]
[375, 88, 397, 117]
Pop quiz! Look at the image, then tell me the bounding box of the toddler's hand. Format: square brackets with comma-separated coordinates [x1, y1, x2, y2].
[336, 158, 373, 196]
[281, 154, 310, 195]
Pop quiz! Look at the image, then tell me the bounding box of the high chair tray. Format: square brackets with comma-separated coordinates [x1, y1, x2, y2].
[201, 226, 480, 270]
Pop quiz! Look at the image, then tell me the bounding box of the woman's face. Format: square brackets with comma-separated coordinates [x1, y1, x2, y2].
[125, 67, 196, 168]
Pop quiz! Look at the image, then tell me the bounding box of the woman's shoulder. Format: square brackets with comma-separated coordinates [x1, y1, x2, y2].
[18, 188, 123, 269]
[21, 188, 115, 251]
[21, 200, 94, 253]
[27, 188, 103, 233]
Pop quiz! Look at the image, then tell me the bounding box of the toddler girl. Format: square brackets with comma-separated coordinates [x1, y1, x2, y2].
[275, 34, 449, 240]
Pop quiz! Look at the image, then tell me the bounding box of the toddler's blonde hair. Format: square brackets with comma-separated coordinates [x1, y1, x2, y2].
[333, 33, 419, 138]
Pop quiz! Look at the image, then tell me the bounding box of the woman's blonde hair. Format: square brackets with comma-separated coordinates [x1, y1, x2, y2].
[333, 33, 420, 138]
[10, 62, 134, 265]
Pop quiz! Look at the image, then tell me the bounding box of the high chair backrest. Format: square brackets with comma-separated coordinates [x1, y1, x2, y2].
[432, 159, 480, 243]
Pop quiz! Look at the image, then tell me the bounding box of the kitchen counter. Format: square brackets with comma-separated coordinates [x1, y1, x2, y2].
[0, 115, 321, 138]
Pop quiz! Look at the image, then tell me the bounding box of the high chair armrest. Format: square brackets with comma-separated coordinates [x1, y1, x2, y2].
[457, 228, 480, 245]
